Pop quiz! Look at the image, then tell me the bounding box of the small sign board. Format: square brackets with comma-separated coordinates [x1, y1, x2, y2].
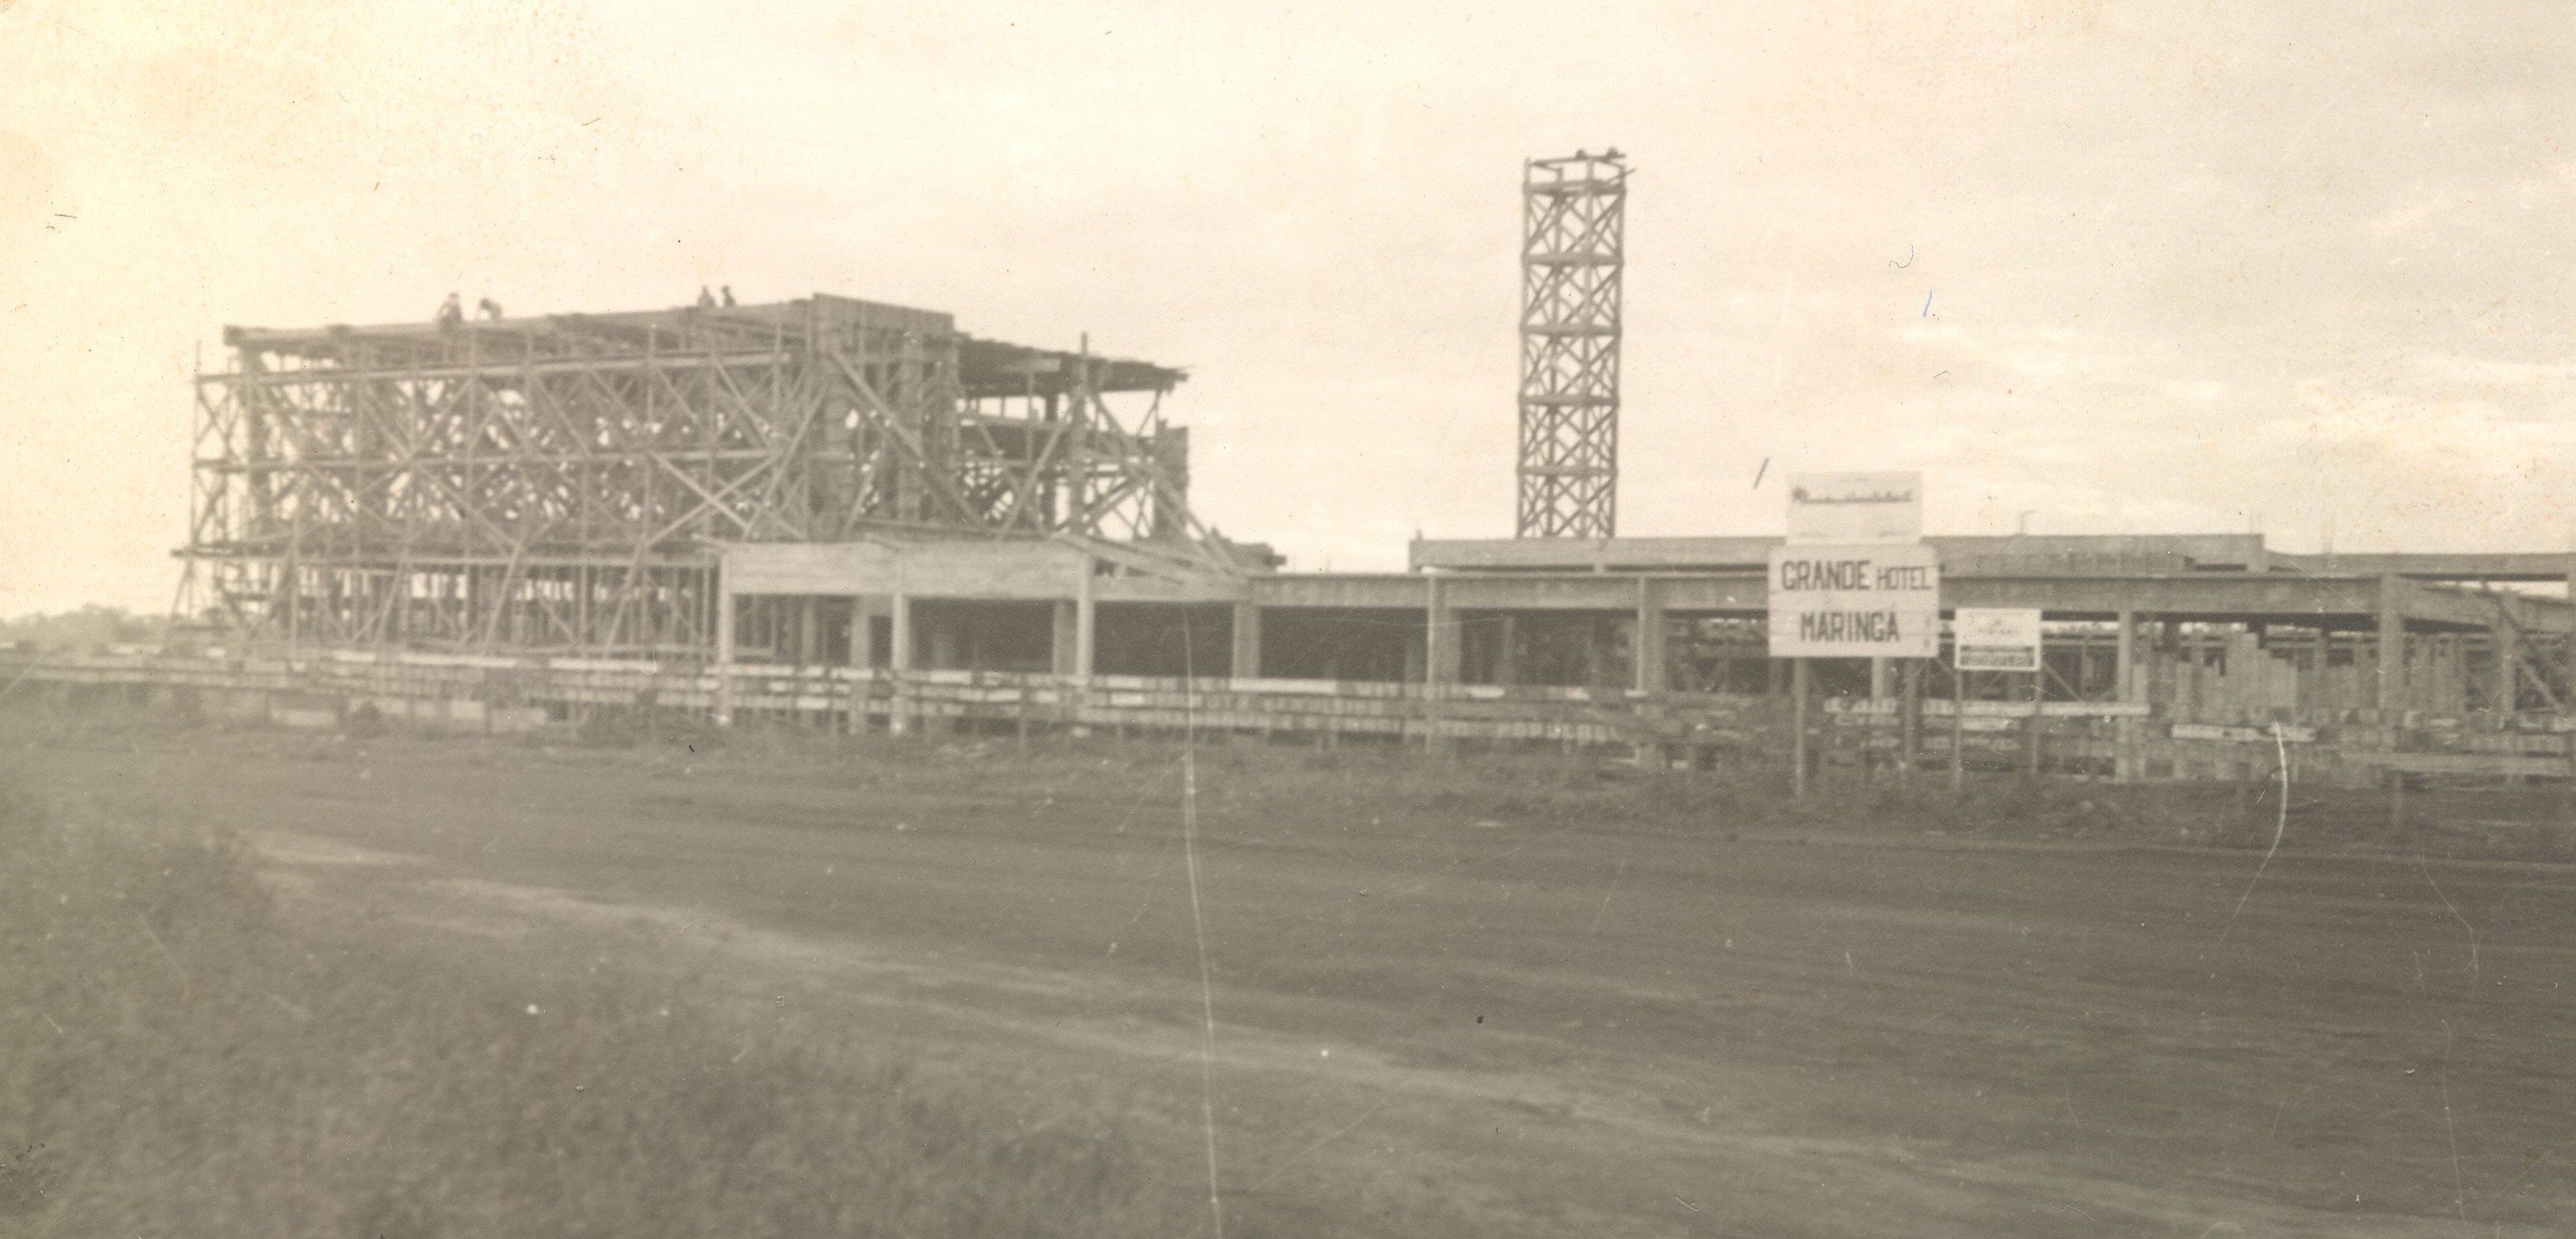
[1952, 607, 2043, 672]
[1767, 543, 1940, 659]
[1786, 472, 1923, 545]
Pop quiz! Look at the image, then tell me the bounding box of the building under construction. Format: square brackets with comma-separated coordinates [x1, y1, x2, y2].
[173, 282, 2576, 727]
[178, 292, 1265, 666]
[162, 127, 2576, 776]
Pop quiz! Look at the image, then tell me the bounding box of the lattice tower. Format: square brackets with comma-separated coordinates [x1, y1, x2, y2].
[1516, 150, 1628, 539]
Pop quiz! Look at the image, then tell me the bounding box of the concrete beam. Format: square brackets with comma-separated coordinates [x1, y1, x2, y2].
[1254, 567, 2572, 632]
[1412, 537, 1777, 572]
[1091, 574, 1248, 604]
[1413, 533, 2274, 574]
[1252, 572, 1765, 612]
[2274, 551, 2576, 582]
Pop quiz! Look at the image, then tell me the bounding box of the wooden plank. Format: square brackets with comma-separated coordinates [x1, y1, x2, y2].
[2342, 751, 2569, 777]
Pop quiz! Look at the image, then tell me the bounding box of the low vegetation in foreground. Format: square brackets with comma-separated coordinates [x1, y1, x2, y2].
[0, 771, 1192, 1238]
[18, 691, 2575, 865]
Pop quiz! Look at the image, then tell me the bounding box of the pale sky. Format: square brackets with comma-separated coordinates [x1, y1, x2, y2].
[5, 1, 2574, 615]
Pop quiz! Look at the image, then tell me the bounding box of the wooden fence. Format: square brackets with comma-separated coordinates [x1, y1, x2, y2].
[6, 650, 2572, 786]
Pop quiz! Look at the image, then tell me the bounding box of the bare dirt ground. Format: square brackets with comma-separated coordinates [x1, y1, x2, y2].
[16, 726, 2573, 1237]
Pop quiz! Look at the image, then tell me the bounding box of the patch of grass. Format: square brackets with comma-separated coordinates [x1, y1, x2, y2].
[0, 773, 1192, 1238]
[623, 725, 2576, 861]
[10, 694, 2569, 862]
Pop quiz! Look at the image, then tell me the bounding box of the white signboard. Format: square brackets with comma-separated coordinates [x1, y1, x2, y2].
[1767, 543, 1940, 659]
[1952, 607, 2043, 671]
[1785, 472, 1923, 545]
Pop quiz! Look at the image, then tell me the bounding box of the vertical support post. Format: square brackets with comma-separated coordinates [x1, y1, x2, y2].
[889, 592, 913, 737]
[1074, 566, 1096, 679]
[2025, 669, 2044, 780]
[1791, 657, 1811, 799]
[712, 567, 735, 727]
[2494, 606, 2519, 716]
[2114, 610, 2138, 701]
[2377, 574, 2405, 718]
[1496, 615, 1521, 687]
[1425, 575, 1457, 754]
[1632, 579, 1666, 694]
[2566, 552, 2576, 724]
[796, 596, 819, 667]
[1072, 559, 1096, 737]
[1899, 659, 1922, 781]
[1633, 578, 1666, 771]
[1052, 601, 1081, 676]
[1230, 601, 1262, 681]
[1866, 655, 1891, 778]
[1950, 663, 1966, 793]
[2113, 609, 2138, 783]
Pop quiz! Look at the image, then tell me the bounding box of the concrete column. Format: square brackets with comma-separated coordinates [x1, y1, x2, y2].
[2113, 609, 2138, 783]
[1632, 579, 1666, 694]
[1792, 657, 1812, 798]
[1074, 572, 1096, 679]
[1495, 615, 1521, 687]
[2114, 611, 2138, 702]
[713, 569, 736, 726]
[2024, 666, 2045, 780]
[1633, 579, 1667, 770]
[1051, 600, 1081, 676]
[1425, 576, 1457, 752]
[2495, 609, 2519, 714]
[2377, 574, 2405, 717]
[2566, 555, 2576, 720]
[1425, 578, 1461, 685]
[889, 592, 913, 737]
[1070, 562, 1096, 737]
[796, 596, 819, 667]
[1899, 658, 1922, 777]
[1230, 601, 1262, 680]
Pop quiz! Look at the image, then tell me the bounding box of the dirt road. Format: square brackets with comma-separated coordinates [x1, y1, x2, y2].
[23, 733, 2572, 1236]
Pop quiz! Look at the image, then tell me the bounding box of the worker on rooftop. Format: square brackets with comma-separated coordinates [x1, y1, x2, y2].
[476, 297, 504, 321]
[695, 285, 716, 308]
[720, 285, 736, 307]
[435, 292, 463, 330]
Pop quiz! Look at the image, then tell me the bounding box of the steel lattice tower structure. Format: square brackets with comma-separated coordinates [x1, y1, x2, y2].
[1515, 150, 1628, 539]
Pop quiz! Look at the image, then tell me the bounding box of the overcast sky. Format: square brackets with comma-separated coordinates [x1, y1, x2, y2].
[5, 1, 2574, 614]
